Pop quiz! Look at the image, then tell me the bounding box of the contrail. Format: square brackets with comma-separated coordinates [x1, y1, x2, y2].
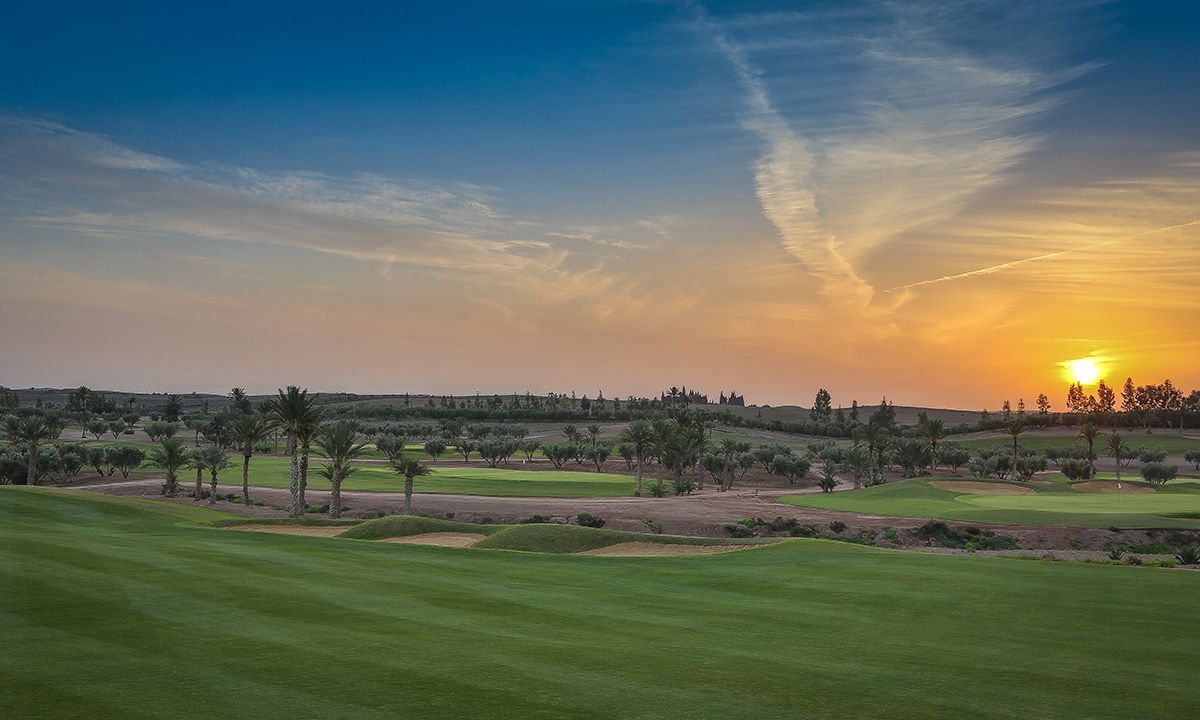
[883, 218, 1200, 292]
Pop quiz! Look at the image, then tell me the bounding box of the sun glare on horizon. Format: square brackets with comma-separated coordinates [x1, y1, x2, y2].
[1062, 357, 1103, 386]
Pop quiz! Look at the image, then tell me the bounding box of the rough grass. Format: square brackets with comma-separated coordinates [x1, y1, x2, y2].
[3, 488, 1200, 719]
[781, 477, 1200, 528]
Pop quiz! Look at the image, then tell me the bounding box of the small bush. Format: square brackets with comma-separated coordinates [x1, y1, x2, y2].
[1105, 546, 1124, 561]
[1175, 546, 1200, 565]
[519, 515, 553, 524]
[725, 524, 753, 538]
[576, 512, 606, 528]
[646, 481, 668, 498]
[882, 528, 900, 543]
[828, 520, 847, 534]
[642, 518, 663, 534]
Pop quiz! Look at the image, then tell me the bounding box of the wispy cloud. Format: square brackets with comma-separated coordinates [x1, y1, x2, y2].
[686, 1, 1097, 313]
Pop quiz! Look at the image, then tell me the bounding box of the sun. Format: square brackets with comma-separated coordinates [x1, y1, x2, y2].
[1062, 357, 1101, 385]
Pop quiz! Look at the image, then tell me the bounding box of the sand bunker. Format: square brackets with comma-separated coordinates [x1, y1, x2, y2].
[381, 532, 487, 547]
[578, 542, 751, 557]
[930, 481, 1034, 495]
[1072, 481, 1154, 494]
[228, 524, 349, 537]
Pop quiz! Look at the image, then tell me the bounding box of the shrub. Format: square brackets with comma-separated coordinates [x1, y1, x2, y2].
[882, 528, 900, 543]
[1185, 450, 1200, 471]
[1175, 546, 1200, 565]
[575, 512, 606, 528]
[1060, 458, 1094, 482]
[1137, 448, 1168, 464]
[646, 481, 667, 498]
[519, 515, 553, 524]
[1105, 545, 1124, 561]
[642, 518, 662, 534]
[724, 523, 752, 538]
[670, 476, 694, 495]
[1140, 462, 1177, 485]
[828, 520, 847, 534]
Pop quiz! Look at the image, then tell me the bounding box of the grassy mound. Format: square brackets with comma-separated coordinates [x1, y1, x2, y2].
[336, 514, 505, 540]
[472, 523, 772, 554]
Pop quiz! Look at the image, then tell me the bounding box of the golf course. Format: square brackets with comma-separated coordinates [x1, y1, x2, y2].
[3, 486, 1198, 719]
[782, 474, 1200, 528]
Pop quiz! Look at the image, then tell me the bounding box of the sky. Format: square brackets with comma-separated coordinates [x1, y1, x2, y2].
[1, 0, 1198, 409]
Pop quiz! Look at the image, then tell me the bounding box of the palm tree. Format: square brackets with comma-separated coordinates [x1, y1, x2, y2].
[3, 414, 57, 486]
[586, 424, 601, 448]
[269, 386, 324, 517]
[190, 448, 205, 500]
[1106, 431, 1128, 483]
[316, 421, 367, 518]
[924, 419, 946, 470]
[231, 412, 275, 506]
[1078, 422, 1100, 478]
[388, 456, 431, 515]
[149, 437, 189, 496]
[841, 444, 873, 489]
[619, 420, 657, 497]
[1007, 420, 1025, 475]
[197, 445, 230, 505]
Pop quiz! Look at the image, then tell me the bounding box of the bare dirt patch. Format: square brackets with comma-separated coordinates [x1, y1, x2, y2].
[1072, 481, 1154, 494]
[227, 524, 349, 537]
[930, 481, 1034, 495]
[381, 532, 486, 547]
[579, 542, 754, 557]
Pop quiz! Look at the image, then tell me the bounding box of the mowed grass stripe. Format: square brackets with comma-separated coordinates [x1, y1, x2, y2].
[3, 488, 1198, 719]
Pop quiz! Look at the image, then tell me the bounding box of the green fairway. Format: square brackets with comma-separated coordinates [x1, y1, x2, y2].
[2, 488, 1198, 719]
[781, 476, 1200, 528]
[222, 455, 637, 497]
[955, 432, 1200, 454]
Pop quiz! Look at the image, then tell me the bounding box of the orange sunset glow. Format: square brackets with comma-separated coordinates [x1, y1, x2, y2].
[1, 1, 1197, 410]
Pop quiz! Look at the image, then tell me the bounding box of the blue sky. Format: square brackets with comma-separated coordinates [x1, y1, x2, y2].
[1, 1, 1198, 406]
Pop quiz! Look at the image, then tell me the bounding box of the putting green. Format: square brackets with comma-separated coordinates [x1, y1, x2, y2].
[781, 477, 1200, 528]
[3, 487, 1199, 719]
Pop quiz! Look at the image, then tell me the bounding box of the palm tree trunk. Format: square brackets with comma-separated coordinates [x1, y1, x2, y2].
[242, 454, 252, 505]
[208, 470, 218, 505]
[298, 440, 311, 512]
[330, 473, 342, 518]
[635, 460, 643, 497]
[21, 445, 36, 486]
[404, 477, 413, 515]
[287, 436, 302, 517]
[194, 466, 203, 500]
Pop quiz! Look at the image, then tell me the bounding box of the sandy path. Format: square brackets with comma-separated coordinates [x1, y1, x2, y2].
[381, 532, 486, 547]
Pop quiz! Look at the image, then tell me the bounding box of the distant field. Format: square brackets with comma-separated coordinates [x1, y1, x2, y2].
[3, 488, 1198, 719]
[781, 476, 1200, 528]
[955, 432, 1200, 454]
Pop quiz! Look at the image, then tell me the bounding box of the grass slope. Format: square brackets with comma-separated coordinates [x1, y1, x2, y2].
[337, 515, 505, 540]
[781, 476, 1200, 528]
[3, 488, 1200, 719]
